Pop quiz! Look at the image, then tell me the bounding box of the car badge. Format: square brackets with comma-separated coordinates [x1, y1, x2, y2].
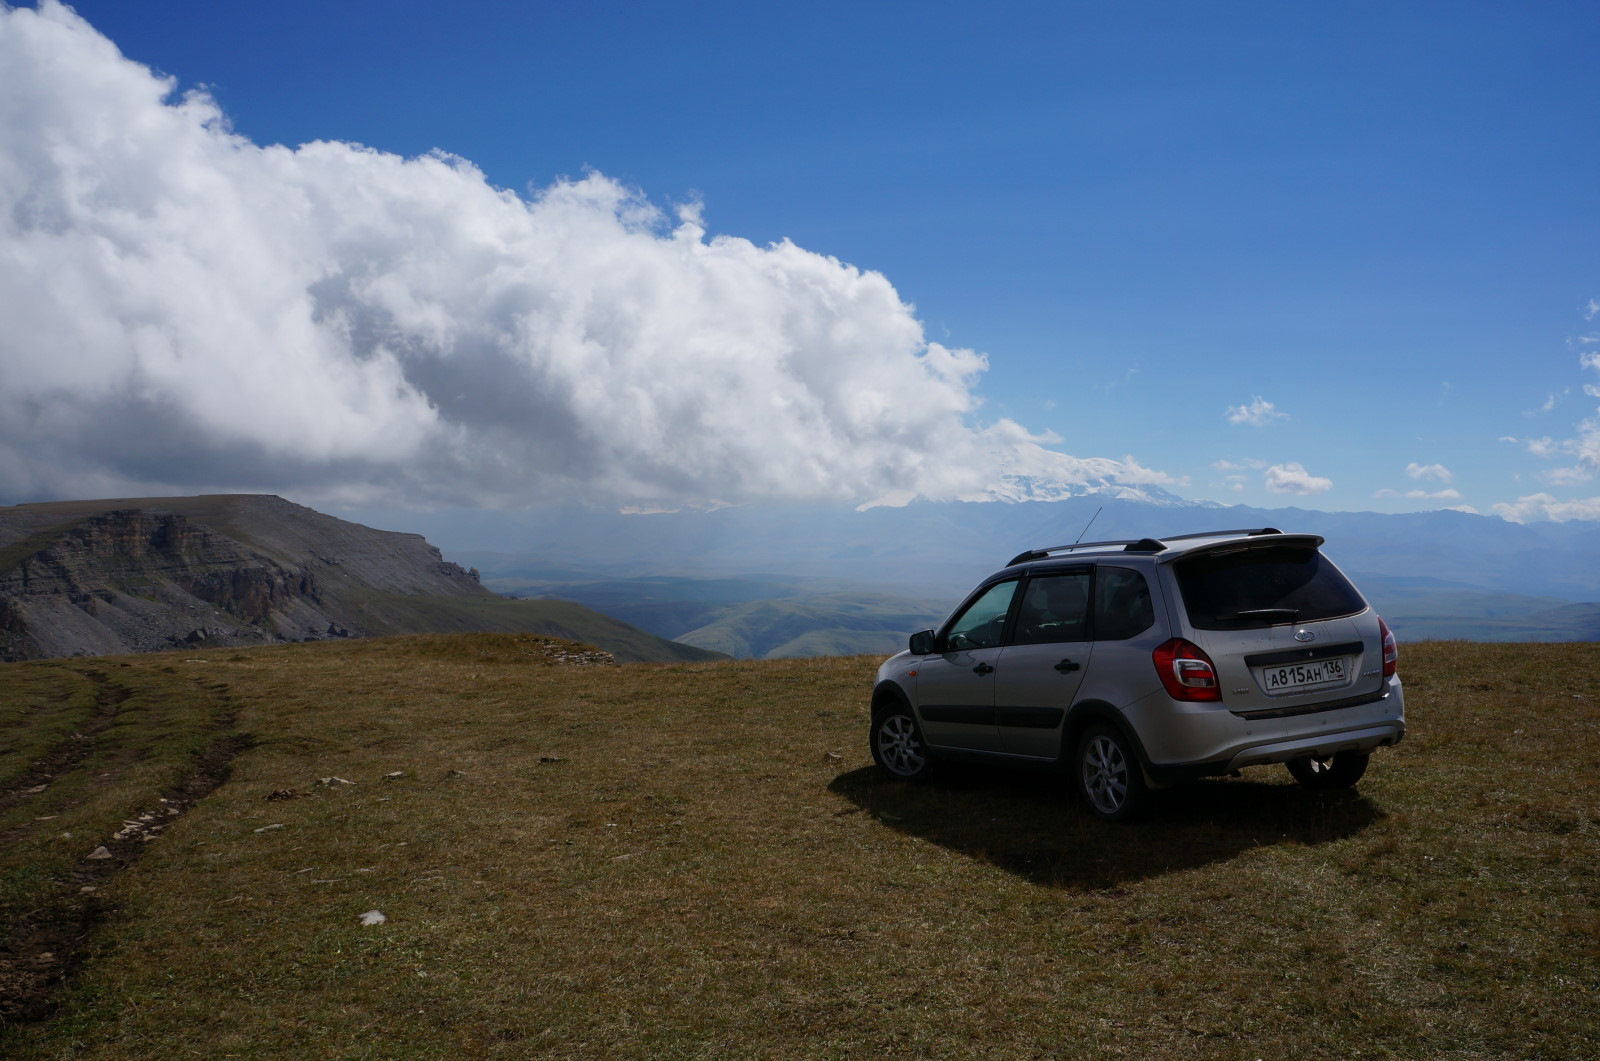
[1293, 628, 1316, 643]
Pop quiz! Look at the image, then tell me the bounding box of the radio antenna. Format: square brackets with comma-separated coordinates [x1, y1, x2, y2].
[1073, 506, 1103, 545]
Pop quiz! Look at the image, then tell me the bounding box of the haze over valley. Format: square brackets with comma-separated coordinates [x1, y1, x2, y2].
[443, 496, 1600, 653]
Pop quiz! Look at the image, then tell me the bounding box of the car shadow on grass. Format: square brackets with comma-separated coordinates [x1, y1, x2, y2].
[828, 764, 1385, 890]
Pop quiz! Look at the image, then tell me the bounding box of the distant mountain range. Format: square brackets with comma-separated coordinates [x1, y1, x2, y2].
[8, 494, 1593, 664]
[436, 496, 1600, 655]
[419, 495, 1600, 596]
[0, 495, 725, 664]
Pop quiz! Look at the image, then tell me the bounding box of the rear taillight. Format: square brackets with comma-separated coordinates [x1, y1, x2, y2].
[1378, 616, 1398, 678]
[1153, 638, 1221, 702]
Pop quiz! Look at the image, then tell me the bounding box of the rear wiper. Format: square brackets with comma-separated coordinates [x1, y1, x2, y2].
[1216, 608, 1299, 622]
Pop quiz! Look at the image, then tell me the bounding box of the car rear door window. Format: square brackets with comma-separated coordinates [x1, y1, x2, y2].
[1013, 570, 1091, 645]
[1094, 566, 1154, 640]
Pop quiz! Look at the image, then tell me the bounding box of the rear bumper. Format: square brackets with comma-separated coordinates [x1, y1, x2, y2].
[1131, 675, 1405, 781]
[1140, 717, 1405, 784]
[1222, 719, 1406, 772]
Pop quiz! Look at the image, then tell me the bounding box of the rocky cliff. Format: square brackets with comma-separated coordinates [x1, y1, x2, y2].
[0, 496, 480, 660]
[0, 495, 720, 663]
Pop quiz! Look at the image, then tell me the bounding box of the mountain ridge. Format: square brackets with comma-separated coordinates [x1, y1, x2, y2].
[0, 495, 724, 664]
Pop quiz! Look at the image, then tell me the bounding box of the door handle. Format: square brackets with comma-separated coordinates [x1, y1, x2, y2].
[1054, 659, 1081, 673]
[972, 661, 995, 676]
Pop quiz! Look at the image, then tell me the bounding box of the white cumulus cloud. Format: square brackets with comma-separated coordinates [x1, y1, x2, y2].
[1504, 436, 1562, 459]
[1264, 462, 1332, 495]
[0, 2, 1173, 510]
[1492, 337, 1600, 518]
[1404, 462, 1452, 483]
[1224, 397, 1288, 427]
[1492, 493, 1600, 523]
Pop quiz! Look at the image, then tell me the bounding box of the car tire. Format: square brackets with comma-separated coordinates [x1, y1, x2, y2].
[1075, 723, 1147, 822]
[871, 703, 932, 781]
[1286, 750, 1369, 790]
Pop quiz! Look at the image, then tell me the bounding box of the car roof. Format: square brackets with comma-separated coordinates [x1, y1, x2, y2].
[1004, 528, 1326, 570]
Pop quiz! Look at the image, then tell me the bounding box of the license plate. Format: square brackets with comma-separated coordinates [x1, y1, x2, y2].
[1258, 657, 1349, 692]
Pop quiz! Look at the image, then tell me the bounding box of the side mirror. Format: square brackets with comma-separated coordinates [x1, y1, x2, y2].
[908, 630, 937, 656]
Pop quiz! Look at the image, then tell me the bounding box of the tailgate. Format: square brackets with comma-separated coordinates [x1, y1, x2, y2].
[1192, 616, 1386, 714]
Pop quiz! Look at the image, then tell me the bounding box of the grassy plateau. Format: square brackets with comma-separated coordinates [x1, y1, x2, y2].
[1, 635, 1596, 1059]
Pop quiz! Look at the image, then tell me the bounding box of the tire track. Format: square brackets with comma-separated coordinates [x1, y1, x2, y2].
[0, 671, 250, 1026]
[0, 670, 128, 817]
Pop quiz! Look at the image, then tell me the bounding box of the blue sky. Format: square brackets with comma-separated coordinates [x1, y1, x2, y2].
[4, 1, 1599, 520]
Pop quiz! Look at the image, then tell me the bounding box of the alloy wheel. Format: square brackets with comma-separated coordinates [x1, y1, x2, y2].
[1081, 733, 1130, 815]
[876, 714, 926, 778]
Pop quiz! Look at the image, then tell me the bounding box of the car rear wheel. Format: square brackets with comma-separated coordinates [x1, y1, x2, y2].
[1286, 750, 1369, 790]
[871, 704, 931, 781]
[1076, 724, 1147, 822]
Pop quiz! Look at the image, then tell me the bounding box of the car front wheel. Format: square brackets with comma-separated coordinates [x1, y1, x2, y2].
[1286, 750, 1369, 790]
[871, 704, 931, 781]
[1076, 723, 1147, 822]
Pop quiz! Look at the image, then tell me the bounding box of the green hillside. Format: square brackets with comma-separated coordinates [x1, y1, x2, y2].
[321, 590, 724, 663]
[487, 573, 947, 659]
[2, 636, 1596, 1058]
[671, 596, 939, 659]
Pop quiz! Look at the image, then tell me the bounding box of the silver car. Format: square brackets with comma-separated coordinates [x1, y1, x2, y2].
[870, 528, 1405, 820]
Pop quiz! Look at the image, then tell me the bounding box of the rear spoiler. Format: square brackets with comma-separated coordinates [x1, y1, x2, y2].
[1151, 531, 1325, 564]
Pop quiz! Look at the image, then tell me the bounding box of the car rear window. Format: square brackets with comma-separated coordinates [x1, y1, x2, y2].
[1174, 545, 1365, 630]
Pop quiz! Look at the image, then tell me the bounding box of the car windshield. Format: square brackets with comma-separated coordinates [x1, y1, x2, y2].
[1174, 544, 1365, 630]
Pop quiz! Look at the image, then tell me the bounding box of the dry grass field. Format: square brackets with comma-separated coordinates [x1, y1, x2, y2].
[2, 635, 1597, 1059]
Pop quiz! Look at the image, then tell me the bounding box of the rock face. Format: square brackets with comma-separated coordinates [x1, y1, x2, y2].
[0, 495, 486, 662]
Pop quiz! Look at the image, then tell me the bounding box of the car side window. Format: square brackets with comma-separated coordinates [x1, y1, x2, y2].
[942, 580, 1019, 650]
[1094, 566, 1155, 640]
[1013, 571, 1091, 645]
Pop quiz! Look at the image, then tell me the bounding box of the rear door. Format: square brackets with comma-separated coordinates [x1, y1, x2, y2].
[994, 568, 1094, 758]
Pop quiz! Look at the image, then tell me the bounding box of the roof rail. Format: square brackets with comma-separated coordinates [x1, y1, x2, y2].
[1007, 538, 1140, 566]
[1006, 527, 1284, 567]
